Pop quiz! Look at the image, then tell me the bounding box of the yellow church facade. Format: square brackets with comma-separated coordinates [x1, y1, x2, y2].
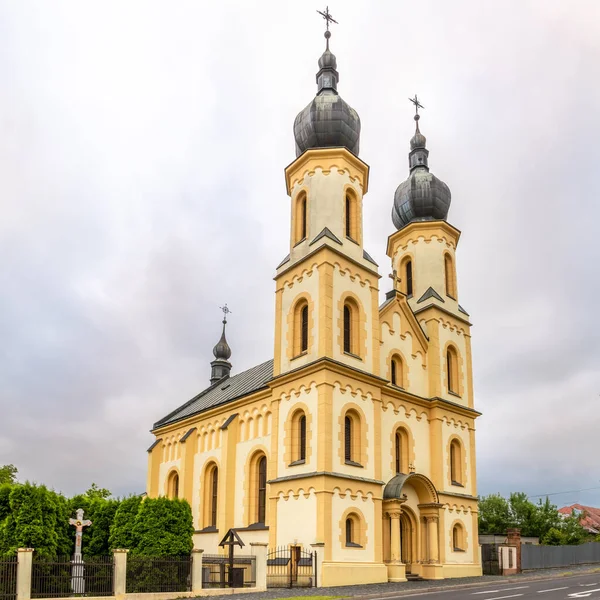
[146, 27, 482, 587]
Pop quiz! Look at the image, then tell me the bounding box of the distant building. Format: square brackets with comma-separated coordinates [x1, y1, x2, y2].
[558, 504, 600, 535]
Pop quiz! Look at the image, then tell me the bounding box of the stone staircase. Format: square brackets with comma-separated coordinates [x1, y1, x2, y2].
[406, 573, 424, 582]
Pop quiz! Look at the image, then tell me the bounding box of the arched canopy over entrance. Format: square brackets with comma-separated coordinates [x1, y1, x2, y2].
[383, 472, 438, 505]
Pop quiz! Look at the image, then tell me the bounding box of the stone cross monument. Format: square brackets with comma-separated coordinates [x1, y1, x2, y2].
[69, 508, 92, 594]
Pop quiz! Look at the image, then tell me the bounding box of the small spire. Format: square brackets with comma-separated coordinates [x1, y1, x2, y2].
[315, 7, 339, 94]
[317, 6, 338, 50]
[407, 95, 428, 169]
[210, 305, 232, 384]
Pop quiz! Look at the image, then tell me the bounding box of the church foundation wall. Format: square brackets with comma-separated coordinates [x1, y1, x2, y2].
[320, 561, 388, 587]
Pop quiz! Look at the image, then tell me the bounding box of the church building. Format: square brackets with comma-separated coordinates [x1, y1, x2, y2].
[146, 22, 482, 586]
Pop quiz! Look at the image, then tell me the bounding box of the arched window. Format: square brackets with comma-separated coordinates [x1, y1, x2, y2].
[167, 471, 179, 499]
[344, 513, 362, 547]
[344, 415, 352, 462]
[450, 439, 463, 485]
[342, 298, 360, 357]
[395, 428, 409, 474]
[343, 409, 362, 466]
[294, 192, 307, 244]
[210, 467, 218, 527]
[405, 260, 413, 297]
[345, 193, 358, 241]
[292, 299, 310, 356]
[290, 409, 307, 464]
[446, 346, 459, 394]
[445, 254, 456, 298]
[453, 523, 465, 551]
[257, 455, 267, 523]
[345, 517, 353, 545]
[301, 305, 308, 353]
[390, 354, 404, 388]
[299, 415, 306, 461]
[343, 304, 351, 353]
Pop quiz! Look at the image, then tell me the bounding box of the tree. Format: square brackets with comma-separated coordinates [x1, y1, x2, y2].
[85, 499, 119, 556]
[541, 527, 566, 545]
[0, 465, 17, 486]
[130, 497, 193, 556]
[478, 493, 511, 534]
[84, 483, 111, 500]
[109, 496, 142, 550]
[0, 483, 71, 557]
[509, 492, 540, 537]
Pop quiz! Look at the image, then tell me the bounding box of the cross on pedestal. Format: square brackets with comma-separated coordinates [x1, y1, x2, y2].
[389, 270, 401, 292]
[69, 508, 92, 594]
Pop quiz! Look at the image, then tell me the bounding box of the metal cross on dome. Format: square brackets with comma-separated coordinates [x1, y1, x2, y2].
[409, 94, 425, 115]
[317, 6, 338, 31]
[220, 304, 231, 324]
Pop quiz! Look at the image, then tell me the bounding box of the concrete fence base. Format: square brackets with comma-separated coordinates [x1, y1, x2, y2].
[15, 547, 264, 600]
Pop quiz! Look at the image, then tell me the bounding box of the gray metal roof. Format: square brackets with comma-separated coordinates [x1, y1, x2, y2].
[417, 286, 445, 304]
[154, 359, 274, 429]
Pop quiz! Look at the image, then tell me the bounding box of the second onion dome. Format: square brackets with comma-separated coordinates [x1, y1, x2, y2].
[392, 113, 451, 229]
[293, 31, 361, 157]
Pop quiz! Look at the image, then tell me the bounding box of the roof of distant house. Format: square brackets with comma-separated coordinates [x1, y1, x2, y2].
[558, 504, 600, 534]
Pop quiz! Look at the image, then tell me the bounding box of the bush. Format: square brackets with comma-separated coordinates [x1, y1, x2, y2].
[130, 497, 193, 556]
[109, 496, 142, 550]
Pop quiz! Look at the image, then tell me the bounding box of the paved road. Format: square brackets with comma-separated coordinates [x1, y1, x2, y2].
[355, 572, 600, 600]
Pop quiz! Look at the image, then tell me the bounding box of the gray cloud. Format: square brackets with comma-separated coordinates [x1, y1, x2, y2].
[0, 0, 599, 506]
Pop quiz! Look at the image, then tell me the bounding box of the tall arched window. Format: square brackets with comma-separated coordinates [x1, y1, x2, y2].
[290, 409, 307, 464]
[343, 409, 362, 465]
[167, 471, 179, 499]
[444, 254, 456, 298]
[301, 305, 308, 353]
[447, 346, 459, 394]
[293, 299, 310, 356]
[344, 415, 352, 462]
[452, 523, 465, 551]
[257, 456, 267, 523]
[405, 260, 413, 297]
[345, 193, 358, 241]
[343, 304, 351, 353]
[299, 415, 306, 461]
[450, 439, 463, 485]
[342, 299, 360, 356]
[390, 354, 404, 387]
[395, 428, 409, 474]
[210, 467, 218, 527]
[294, 192, 307, 244]
[345, 517, 353, 545]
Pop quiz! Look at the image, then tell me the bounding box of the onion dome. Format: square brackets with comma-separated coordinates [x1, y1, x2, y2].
[210, 308, 232, 385]
[392, 113, 451, 229]
[293, 30, 361, 157]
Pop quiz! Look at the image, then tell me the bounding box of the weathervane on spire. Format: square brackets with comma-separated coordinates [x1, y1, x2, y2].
[409, 94, 424, 117]
[219, 304, 231, 324]
[317, 6, 338, 49]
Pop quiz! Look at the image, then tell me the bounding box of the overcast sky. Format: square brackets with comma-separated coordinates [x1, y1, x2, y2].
[1, 1, 599, 508]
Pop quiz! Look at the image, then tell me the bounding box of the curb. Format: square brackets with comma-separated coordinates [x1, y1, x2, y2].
[350, 568, 600, 599]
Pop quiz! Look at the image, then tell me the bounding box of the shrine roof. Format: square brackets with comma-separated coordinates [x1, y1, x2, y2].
[153, 359, 274, 429]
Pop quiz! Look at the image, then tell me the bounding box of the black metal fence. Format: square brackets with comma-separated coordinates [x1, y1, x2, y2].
[522, 542, 600, 570]
[202, 554, 256, 588]
[31, 556, 113, 598]
[267, 546, 316, 588]
[0, 556, 17, 600]
[481, 544, 501, 575]
[126, 555, 192, 593]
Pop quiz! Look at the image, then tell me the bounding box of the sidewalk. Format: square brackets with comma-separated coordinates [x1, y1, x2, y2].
[195, 564, 600, 600]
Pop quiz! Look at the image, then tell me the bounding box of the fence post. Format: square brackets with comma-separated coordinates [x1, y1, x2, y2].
[191, 549, 204, 593]
[250, 542, 268, 590]
[506, 528, 522, 573]
[112, 549, 129, 599]
[16, 548, 34, 600]
[310, 543, 324, 588]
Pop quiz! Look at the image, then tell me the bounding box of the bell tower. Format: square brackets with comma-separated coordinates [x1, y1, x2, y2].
[272, 23, 380, 378]
[386, 98, 474, 409]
